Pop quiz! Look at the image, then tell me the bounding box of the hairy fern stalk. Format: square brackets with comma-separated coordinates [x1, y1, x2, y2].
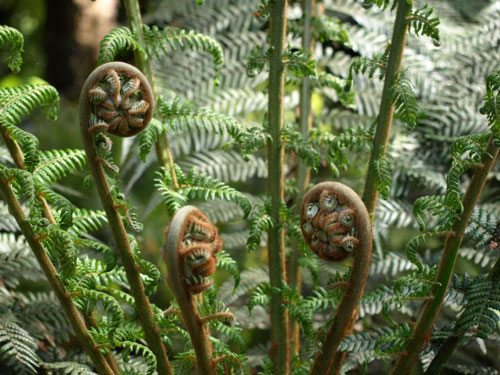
[1, 0, 499, 374]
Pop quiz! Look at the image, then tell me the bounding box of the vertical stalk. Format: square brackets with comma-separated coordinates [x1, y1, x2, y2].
[362, 0, 410, 215]
[424, 229, 500, 375]
[0, 181, 115, 375]
[391, 135, 499, 374]
[288, 0, 315, 356]
[122, 0, 178, 180]
[0, 129, 120, 374]
[267, 1, 290, 374]
[80, 62, 172, 375]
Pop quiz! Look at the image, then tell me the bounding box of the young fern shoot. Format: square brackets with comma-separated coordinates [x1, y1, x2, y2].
[301, 182, 372, 375]
[79, 62, 172, 375]
[163, 205, 229, 375]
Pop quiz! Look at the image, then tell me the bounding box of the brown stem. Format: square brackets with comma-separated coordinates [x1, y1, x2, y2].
[391, 135, 499, 374]
[163, 206, 224, 375]
[267, 1, 291, 373]
[0, 180, 115, 375]
[362, 0, 410, 216]
[303, 182, 372, 375]
[1, 125, 120, 374]
[79, 61, 172, 375]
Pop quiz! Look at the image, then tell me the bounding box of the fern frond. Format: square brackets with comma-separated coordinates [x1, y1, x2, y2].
[0, 84, 60, 125]
[216, 250, 240, 290]
[407, 5, 441, 47]
[391, 76, 418, 130]
[0, 313, 39, 374]
[69, 208, 107, 236]
[0, 25, 24, 72]
[0, 201, 19, 231]
[155, 166, 251, 217]
[455, 275, 500, 339]
[371, 151, 392, 199]
[143, 25, 224, 79]
[246, 204, 273, 252]
[33, 149, 86, 185]
[0, 123, 39, 169]
[41, 361, 97, 375]
[117, 341, 156, 375]
[97, 26, 144, 65]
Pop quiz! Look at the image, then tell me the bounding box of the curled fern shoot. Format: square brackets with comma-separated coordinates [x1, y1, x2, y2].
[163, 205, 224, 375]
[302, 182, 372, 374]
[79, 61, 172, 375]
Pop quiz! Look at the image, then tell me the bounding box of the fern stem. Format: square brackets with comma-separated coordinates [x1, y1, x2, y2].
[424, 248, 500, 374]
[391, 135, 499, 374]
[288, 0, 316, 357]
[362, 0, 410, 215]
[0, 181, 116, 375]
[307, 182, 372, 375]
[122, 0, 179, 188]
[80, 62, 172, 375]
[163, 206, 223, 375]
[0, 127, 24, 168]
[267, 1, 290, 373]
[1, 127, 122, 375]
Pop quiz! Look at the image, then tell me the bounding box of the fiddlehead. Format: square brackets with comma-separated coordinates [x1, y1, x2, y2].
[84, 62, 153, 137]
[163, 206, 224, 375]
[80, 62, 173, 375]
[302, 182, 372, 375]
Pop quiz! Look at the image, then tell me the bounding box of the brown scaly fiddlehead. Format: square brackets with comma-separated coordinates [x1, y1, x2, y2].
[80, 62, 172, 375]
[163, 206, 230, 375]
[302, 182, 372, 375]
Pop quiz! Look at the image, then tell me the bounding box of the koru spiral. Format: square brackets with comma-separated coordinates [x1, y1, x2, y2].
[164, 206, 223, 295]
[300, 181, 371, 262]
[83, 62, 154, 137]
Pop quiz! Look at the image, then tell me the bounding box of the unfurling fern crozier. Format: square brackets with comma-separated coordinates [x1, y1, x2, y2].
[84, 62, 153, 137]
[163, 205, 224, 375]
[164, 205, 222, 295]
[301, 182, 368, 262]
[302, 182, 373, 375]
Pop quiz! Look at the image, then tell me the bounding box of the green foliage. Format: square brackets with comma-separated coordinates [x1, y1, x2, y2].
[455, 274, 500, 340]
[155, 165, 251, 217]
[407, 5, 441, 46]
[98, 25, 224, 80]
[391, 76, 418, 130]
[371, 151, 393, 199]
[0, 313, 39, 374]
[0, 25, 24, 72]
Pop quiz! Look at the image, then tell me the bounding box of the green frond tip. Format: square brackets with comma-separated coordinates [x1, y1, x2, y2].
[117, 341, 156, 375]
[246, 204, 273, 252]
[155, 165, 252, 217]
[391, 76, 418, 130]
[0, 84, 60, 126]
[216, 250, 240, 291]
[142, 25, 224, 81]
[33, 149, 86, 185]
[370, 151, 392, 199]
[480, 69, 500, 134]
[407, 5, 441, 47]
[344, 46, 390, 91]
[283, 48, 316, 78]
[0, 25, 24, 73]
[97, 26, 144, 65]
